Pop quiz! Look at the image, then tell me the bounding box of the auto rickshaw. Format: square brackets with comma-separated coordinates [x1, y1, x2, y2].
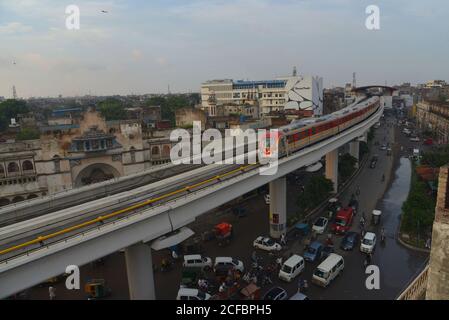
[372, 210, 382, 225]
[214, 222, 233, 247]
[294, 222, 310, 237]
[84, 279, 111, 299]
[181, 267, 206, 288]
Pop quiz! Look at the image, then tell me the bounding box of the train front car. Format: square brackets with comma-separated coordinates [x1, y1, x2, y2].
[258, 130, 284, 161]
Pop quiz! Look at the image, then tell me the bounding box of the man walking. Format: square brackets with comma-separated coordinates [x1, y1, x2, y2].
[49, 286, 56, 300]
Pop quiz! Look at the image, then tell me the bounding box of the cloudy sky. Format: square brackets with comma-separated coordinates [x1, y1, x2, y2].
[0, 0, 448, 98]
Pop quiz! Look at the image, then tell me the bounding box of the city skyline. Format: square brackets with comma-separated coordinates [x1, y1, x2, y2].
[1, 0, 449, 98]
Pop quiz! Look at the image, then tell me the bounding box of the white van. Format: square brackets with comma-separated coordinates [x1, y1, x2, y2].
[278, 255, 305, 282]
[177, 288, 211, 300]
[312, 253, 344, 287]
[183, 254, 212, 270]
[214, 257, 244, 273]
[360, 232, 376, 253]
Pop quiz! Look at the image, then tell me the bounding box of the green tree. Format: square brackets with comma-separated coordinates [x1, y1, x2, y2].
[0, 99, 29, 131]
[98, 98, 127, 121]
[297, 175, 334, 214]
[401, 173, 436, 236]
[16, 128, 40, 140]
[359, 141, 369, 158]
[367, 127, 375, 142]
[339, 153, 358, 183]
[421, 149, 449, 167]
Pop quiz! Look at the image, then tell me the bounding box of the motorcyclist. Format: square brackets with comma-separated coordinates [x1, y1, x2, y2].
[381, 227, 386, 242]
[161, 258, 170, 271]
[360, 216, 365, 228]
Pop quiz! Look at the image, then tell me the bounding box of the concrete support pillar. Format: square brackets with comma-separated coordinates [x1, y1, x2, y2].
[125, 242, 155, 300]
[349, 140, 360, 169]
[269, 177, 287, 239]
[325, 149, 338, 193]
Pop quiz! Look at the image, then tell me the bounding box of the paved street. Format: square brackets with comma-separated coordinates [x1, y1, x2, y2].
[23, 114, 429, 300]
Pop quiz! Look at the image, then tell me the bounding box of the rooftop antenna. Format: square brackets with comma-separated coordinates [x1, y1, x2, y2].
[293, 66, 297, 77]
[12, 85, 17, 99]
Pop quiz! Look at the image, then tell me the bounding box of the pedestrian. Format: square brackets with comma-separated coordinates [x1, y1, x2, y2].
[425, 238, 431, 249]
[276, 256, 283, 269]
[360, 227, 365, 238]
[302, 279, 309, 291]
[281, 233, 287, 246]
[297, 279, 303, 292]
[304, 237, 311, 251]
[49, 286, 56, 300]
[363, 257, 369, 269]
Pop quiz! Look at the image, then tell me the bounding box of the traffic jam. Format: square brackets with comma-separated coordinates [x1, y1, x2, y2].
[163, 189, 385, 301]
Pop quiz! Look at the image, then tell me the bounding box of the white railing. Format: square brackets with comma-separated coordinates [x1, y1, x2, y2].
[397, 264, 429, 300]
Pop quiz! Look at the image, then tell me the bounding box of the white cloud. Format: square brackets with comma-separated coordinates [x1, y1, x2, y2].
[131, 49, 143, 61]
[156, 57, 168, 66]
[0, 22, 32, 34]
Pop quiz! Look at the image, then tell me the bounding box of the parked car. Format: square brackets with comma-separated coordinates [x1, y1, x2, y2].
[424, 138, 433, 145]
[262, 287, 288, 300]
[214, 257, 244, 273]
[312, 217, 328, 234]
[182, 254, 212, 270]
[340, 232, 360, 251]
[289, 292, 309, 300]
[253, 236, 282, 252]
[177, 288, 211, 300]
[360, 232, 377, 254]
[304, 241, 323, 262]
[278, 255, 305, 282]
[380, 144, 387, 151]
[181, 267, 206, 288]
[410, 136, 420, 142]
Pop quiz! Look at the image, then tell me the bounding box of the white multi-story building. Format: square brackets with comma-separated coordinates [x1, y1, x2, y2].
[201, 75, 323, 117]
